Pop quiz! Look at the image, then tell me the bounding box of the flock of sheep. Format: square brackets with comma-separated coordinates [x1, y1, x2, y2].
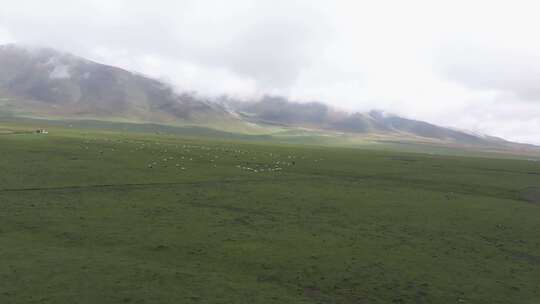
[78, 136, 324, 174]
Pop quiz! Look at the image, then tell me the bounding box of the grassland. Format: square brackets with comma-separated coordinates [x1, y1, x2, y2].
[1, 122, 539, 303]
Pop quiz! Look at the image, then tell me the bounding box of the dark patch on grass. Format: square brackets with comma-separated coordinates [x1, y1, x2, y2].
[520, 187, 540, 204]
[389, 156, 419, 162]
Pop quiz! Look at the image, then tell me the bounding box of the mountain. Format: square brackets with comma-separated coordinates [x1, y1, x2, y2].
[0, 44, 237, 126]
[0, 44, 537, 151]
[226, 96, 509, 146]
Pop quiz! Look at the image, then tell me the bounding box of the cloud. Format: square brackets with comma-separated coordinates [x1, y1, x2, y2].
[0, 0, 327, 93]
[1, 0, 540, 144]
[49, 64, 71, 79]
[0, 27, 15, 44]
[439, 46, 540, 101]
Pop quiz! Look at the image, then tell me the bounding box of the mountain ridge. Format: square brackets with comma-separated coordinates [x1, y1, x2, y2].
[0, 44, 239, 126]
[224, 95, 516, 146]
[0, 44, 537, 151]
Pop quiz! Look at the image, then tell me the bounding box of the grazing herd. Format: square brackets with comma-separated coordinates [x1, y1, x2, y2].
[77, 135, 326, 175]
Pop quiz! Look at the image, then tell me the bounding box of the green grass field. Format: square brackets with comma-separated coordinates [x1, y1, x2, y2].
[1, 122, 539, 303]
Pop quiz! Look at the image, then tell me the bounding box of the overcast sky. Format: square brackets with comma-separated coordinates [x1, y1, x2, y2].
[1, 0, 539, 144]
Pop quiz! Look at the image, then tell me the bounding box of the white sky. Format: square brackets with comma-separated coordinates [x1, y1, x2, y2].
[1, 0, 539, 144]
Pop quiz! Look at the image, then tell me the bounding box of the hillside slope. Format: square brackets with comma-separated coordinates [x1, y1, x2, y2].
[0, 44, 237, 125]
[228, 96, 513, 147]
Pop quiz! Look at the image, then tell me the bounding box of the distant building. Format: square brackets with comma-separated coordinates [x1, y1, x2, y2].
[36, 129, 49, 134]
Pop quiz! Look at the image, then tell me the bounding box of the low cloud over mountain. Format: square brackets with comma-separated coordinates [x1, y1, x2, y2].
[2, 44, 538, 152]
[0, 45, 234, 124]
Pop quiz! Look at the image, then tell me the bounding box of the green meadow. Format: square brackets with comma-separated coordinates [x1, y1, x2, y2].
[1, 122, 539, 303]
